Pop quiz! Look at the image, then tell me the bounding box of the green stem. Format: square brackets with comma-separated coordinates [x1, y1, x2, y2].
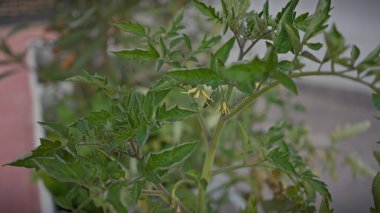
[197, 117, 226, 213]
[225, 71, 378, 121]
[171, 180, 195, 202]
[196, 70, 377, 212]
[156, 183, 191, 213]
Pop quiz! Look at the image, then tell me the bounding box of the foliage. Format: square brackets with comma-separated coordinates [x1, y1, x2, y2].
[6, 0, 380, 212]
[371, 94, 380, 213]
[37, 0, 189, 123]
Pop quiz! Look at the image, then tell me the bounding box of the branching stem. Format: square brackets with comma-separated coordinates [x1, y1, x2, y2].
[197, 69, 378, 212]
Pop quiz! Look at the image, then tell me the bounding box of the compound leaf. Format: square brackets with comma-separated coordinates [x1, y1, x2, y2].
[166, 68, 225, 87]
[144, 142, 197, 172]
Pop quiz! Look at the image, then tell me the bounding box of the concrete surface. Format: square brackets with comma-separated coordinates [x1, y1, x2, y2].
[294, 81, 379, 212]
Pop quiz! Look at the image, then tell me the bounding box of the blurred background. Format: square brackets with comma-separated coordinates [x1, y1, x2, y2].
[0, 0, 379, 212]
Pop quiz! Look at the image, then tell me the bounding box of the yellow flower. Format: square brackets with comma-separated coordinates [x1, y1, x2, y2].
[182, 87, 212, 103]
[220, 101, 230, 115]
[182, 87, 199, 98]
[255, 82, 260, 89]
[200, 90, 212, 102]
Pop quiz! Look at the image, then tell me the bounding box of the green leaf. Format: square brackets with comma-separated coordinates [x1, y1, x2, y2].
[38, 122, 70, 138]
[319, 197, 333, 213]
[214, 37, 235, 65]
[302, 171, 332, 201]
[166, 68, 225, 87]
[183, 34, 192, 50]
[364, 69, 380, 80]
[278, 60, 293, 72]
[372, 172, 380, 211]
[105, 182, 130, 212]
[301, 51, 321, 63]
[157, 104, 195, 122]
[211, 37, 235, 71]
[170, 37, 183, 48]
[148, 43, 160, 59]
[324, 25, 346, 60]
[159, 37, 168, 56]
[330, 120, 371, 142]
[294, 12, 310, 32]
[114, 22, 145, 36]
[168, 50, 183, 58]
[222, 0, 250, 20]
[358, 45, 380, 73]
[6, 154, 35, 168]
[238, 123, 249, 161]
[245, 196, 258, 213]
[54, 194, 74, 210]
[107, 132, 130, 151]
[156, 59, 164, 72]
[284, 23, 301, 53]
[273, 0, 299, 53]
[267, 148, 296, 176]
[113, 48, 159, 62]
[199, 178, 208, 190]
[345, 154, 376, 178]
[193, 0, 221, 22]
[274, 71, 298, 94]
[149, 79, 174, 104]
[221, 0, 228, 17]
[6, 139, 61, 168]
[66, 72, 111, 91]
[372, 94, 380, 110]
[307, 42, 323, 51]
[144, 142, 197, 172]
[132, 181, 144, 203]
[53, 186, 89, 210]
[136, 124, 150, 146]
[262, 199, 293, 213]
[144, 172, 161, 183]
[265, 44, 279, 73]
[33, 158, 86, 183]
[221, 57, 268, 94]
[336, 58, 352, 68]
[262, 1, 269, 21]
[373, 151, 380, 166]
[303, 0, 331, 42]
[197, 35, 221, 52]
[172, 10, 184, 29]
[221, 57, 266, 83]
[351, 45, 360, 65]
[87, 110, 112, 124]
[143, 93, 155, 121]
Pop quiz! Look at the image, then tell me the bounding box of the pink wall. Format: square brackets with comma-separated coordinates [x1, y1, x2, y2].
[0, 24, 56, 213]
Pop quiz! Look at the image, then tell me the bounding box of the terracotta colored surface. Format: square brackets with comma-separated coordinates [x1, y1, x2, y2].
[0, 24, 54, 213]
[0, 73, 40, 213]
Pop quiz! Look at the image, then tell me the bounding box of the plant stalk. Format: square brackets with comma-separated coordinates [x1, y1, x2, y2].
[196, 70, 377, 212]
[225, 71, 379, 121]
[197, 117, 226, 213]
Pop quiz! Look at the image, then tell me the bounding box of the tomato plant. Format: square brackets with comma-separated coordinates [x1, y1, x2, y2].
[7, 0, 380, 212]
